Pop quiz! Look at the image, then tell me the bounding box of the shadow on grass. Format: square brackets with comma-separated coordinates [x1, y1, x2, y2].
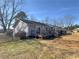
[42, 36, 62, 40]
[20, 36, 62, 41]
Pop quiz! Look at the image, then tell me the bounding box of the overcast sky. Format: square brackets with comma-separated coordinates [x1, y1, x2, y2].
[22, 0, 79, 24]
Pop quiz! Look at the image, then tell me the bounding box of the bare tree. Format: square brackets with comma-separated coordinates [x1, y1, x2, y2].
[52, 18, 62, 27]
[53, 18, 58, 26]
[64, 16, 75, 26]
[14, 11, 27, 31]
[42, 17, 51, 24]
[30, 15, 37, 21]
[0, 0, 23, 32]
[64, 15, 75, 30]
[57, 18, 65, 27]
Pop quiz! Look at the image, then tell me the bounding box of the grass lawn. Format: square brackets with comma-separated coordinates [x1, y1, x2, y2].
[0, 40, 43, 59]
[0, 33, 79, 59]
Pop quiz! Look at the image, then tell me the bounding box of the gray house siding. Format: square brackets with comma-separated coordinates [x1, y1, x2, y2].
[13, 20, 29, 37]
[13, 18, 67, 39]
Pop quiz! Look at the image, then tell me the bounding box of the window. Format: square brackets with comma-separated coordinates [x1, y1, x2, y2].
[37, 27, 40, 34]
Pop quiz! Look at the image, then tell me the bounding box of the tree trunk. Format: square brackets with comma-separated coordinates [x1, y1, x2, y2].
[3, 25, 7, 32]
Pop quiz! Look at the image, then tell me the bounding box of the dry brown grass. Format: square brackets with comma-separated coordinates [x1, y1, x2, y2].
[39, 32, 79, 59]
[0, 33, 79, 59]
[40, 32, 79, 49]
[0, 40, 43, 59]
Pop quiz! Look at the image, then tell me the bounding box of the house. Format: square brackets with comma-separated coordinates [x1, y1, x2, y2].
[13, 18, 67, 39]
[0, 29, 4, 33]
[51, 26, 67, 36]
[0, 26, 4, 33]
[13, 18, 54, 39]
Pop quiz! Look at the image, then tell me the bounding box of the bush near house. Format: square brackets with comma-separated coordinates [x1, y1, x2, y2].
[15, 31, 26, 40]
[6, 30, 13, 36]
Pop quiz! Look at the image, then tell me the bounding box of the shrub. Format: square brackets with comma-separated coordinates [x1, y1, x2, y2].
[15, 31, 26, 40]
[6, 30, 13, 36]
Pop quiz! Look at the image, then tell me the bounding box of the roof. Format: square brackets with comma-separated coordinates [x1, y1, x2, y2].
[13, 18, 65, 30]
[20, 19, 49, 26]
[13, 18, 50, 28]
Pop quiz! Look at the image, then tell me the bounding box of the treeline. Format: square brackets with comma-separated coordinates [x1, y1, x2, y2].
[65, 24, 79, 30]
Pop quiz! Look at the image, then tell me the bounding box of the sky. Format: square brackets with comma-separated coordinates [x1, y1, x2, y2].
[21, 0, 79, 24]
